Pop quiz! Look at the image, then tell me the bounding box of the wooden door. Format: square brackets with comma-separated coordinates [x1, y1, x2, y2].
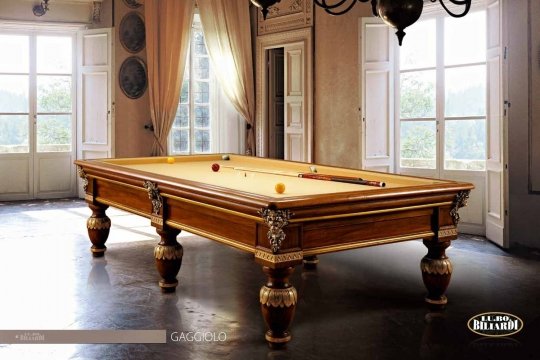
[485, 0, 508, 247]
[360, 17, 395, 173]
[76, 28, 114, 196]
[268, 48, 284, 159]
[283, 42, 307, 162]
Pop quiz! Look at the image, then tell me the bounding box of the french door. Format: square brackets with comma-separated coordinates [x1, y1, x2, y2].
[396, 11, 488, 235]
[0, 30, 76, 201]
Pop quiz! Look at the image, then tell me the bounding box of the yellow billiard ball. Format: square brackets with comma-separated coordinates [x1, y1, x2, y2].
[166, 157, 175, 164]
[275, 182, 286, 194]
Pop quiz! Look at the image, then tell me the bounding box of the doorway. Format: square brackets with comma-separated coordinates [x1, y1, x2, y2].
[255, 27, 313, 162]
[267, 47, 284, 159]
[0, 30, 77, 201]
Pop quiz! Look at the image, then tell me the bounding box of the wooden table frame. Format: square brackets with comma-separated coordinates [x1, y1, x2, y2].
[75, 155, 473, 347]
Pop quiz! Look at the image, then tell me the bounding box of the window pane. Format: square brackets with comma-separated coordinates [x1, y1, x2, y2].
[445, 119, 486, 170]
[445, 65, 486, 117]
[170, 15, 214, 156]
[445, 11, 486, 66]
[400, 121, 436, 169]
[172, 129, 189, 153]
[400, 70, 436, 119]
[192, 30, 207, 56]
[0, 75, 29, 113]
[0, 35, 29, 73]
[400, 19, 436, 70]
[36, 115, 71, 152]
[193, 81, 209, 103]
[0, 115, 28, 153]
[195, 130, 210, 153]
[194, 57, 209, 80]
[37, 36, 72, 74]
[37, 76, 72, 113]
[195, 106, 209, 127]
[175, 105, 189, 127]
[180, 80, 189, 103]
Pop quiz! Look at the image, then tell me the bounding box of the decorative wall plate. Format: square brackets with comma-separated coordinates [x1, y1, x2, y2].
[119, 56, 148, 99]
[119, 11, 145, 53]
[123, 0, 142, 9]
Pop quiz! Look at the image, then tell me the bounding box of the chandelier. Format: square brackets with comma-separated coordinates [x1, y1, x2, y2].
[251, 0, 472, 45]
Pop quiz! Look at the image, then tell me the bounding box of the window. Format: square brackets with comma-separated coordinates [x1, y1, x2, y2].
[36, 36, 73, 152]
[169, 15, 213, 154]
[0, 34, 73, 154]
[399, 11, 487, 171]
[0, 34, 30, 153]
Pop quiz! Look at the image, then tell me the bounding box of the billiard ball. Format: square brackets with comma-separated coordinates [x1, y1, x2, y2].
[221, 154, 230, 160]
[275, 183, 286, 194]
[211, 163, 220, 172]
[166, 157, 175, 164]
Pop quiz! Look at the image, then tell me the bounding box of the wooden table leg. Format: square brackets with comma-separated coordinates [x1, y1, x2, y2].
[260, 266, 297, 348]
[420, 240, 452, 308]
[86, 203, 111, 257]
[154, 228, 183, 293]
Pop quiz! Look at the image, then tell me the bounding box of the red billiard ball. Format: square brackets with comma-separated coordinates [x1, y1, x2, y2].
[211, 163, 220, 172]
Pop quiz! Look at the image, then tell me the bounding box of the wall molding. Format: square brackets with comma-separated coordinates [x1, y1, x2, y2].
[257, 0, 312, 35]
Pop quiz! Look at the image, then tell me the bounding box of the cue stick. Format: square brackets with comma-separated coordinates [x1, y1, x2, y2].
[219, 165, 386, 187]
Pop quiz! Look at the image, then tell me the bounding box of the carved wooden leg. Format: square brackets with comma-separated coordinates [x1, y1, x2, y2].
[260, 266, 297, 348]
[87, 203, 111, 257]
[154, 228, 183, 293]
[302, 255, 319, 269]
[420, 240, 452, 307]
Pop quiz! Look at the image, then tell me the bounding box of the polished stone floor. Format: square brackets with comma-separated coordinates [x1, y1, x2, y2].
[0, 198, 539, 360]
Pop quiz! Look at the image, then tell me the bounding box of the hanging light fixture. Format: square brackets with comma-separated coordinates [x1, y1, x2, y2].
[32, 0, 50, 17]
[251, 0, 472, 45]
[251, 0, 282, 20]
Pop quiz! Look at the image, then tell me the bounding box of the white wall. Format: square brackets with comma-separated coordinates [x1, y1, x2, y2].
[506, 0, 540, 249]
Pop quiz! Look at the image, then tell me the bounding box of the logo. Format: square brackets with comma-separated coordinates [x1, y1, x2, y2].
[170, 331, 227, 342]
[467, 312, 523, 337]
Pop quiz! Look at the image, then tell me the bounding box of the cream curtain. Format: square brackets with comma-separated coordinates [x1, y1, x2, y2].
[145, 0, 194, 156]
[197, 0, 256, 155]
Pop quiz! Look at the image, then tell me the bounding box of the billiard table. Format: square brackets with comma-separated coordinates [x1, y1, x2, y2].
[75, 154, 473, 347]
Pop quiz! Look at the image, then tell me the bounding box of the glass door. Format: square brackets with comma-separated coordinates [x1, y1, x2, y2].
[0, 31, 76, 200]
[397, 11, 487, 234]
[0, 34, 30, 155]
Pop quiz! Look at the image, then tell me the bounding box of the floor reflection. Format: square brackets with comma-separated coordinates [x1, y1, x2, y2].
[1, 199, 539, 359]
[420, 311, 452, 359]
[87, 258, 111, 290]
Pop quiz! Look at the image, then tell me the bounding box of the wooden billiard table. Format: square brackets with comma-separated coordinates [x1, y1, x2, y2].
[75, 154, 473, 347]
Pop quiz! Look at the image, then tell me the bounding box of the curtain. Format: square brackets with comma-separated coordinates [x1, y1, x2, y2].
[145, 0, 194, 156]
[197, 0, 256, 155]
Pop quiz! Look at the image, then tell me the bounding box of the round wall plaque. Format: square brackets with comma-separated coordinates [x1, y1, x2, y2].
[119, 56, 148, 99]
[123, 0, 142, 9]
[119, 11, 145, 53]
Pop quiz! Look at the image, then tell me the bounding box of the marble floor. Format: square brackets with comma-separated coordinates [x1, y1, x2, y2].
[0, 198, 539, 360]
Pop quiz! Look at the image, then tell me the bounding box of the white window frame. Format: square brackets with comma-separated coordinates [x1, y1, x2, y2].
[395, 10, 488, 179]
[168, 14, 218, 155]
[0, 29, 77, 155]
